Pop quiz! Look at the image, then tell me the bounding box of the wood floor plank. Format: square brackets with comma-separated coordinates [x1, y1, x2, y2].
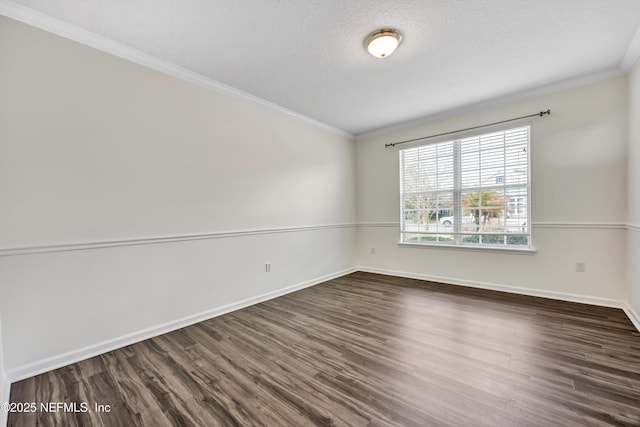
[8, 272, 640, 426]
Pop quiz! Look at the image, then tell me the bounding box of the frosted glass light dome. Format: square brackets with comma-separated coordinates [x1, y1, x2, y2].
[366, 29, 402, 58]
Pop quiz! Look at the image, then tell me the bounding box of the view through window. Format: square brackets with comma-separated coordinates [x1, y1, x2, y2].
[399, 125, 531, 248]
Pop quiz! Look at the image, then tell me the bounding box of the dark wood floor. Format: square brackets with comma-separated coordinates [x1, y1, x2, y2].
[8, 272, 640, 426]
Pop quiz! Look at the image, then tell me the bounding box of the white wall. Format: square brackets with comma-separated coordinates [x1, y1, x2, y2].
[628, 58, 640, 319]
[356, 77, 628, 304]
[0, 11, 636, 393]
[0, 313, 8, 427]
[0, 17, 356, 376]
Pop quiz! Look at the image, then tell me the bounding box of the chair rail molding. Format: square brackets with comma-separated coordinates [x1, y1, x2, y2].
[0, 223, 358, 256]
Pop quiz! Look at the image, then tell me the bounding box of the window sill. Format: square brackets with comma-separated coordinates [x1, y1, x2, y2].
[398, 241, 537, 254]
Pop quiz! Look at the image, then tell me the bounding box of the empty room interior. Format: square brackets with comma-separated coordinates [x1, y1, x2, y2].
[1, 1, 640, 426]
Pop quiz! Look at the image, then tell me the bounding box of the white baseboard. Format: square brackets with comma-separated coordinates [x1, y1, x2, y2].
[7, 267, 357, 383]
[623, 302, 640, 333]
[356, 266, 636, 326]
[0, 373, 9, 427]
[6, 265, 638, 385]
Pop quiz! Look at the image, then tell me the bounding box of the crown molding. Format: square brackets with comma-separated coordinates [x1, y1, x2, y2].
[621, 24, 640, 73]
[2, 0, 637, 142]
[0, 1, 353, 140]
[355, 67, 625, 140]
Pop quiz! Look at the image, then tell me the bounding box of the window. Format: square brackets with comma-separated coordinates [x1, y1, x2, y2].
[399, 125, 530, 248]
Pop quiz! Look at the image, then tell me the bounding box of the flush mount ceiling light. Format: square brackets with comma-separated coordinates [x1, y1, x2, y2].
[365, 28, 402, 58]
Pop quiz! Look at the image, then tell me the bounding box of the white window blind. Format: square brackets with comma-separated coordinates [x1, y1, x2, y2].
[400, 125, 530, 248]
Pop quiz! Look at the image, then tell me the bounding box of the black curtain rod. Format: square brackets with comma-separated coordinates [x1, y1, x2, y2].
[385, 109, 551, 148]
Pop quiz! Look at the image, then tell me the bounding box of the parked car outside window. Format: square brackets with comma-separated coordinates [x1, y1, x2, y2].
[439, 215, 475, 226]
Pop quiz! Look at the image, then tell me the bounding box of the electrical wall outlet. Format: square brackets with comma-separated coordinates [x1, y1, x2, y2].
[575, 262, 585, 272]
[265, 263, 271, 273]
[371, 247, 376, 254]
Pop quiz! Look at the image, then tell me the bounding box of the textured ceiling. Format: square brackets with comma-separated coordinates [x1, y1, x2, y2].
[4, 0, 640, 135]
